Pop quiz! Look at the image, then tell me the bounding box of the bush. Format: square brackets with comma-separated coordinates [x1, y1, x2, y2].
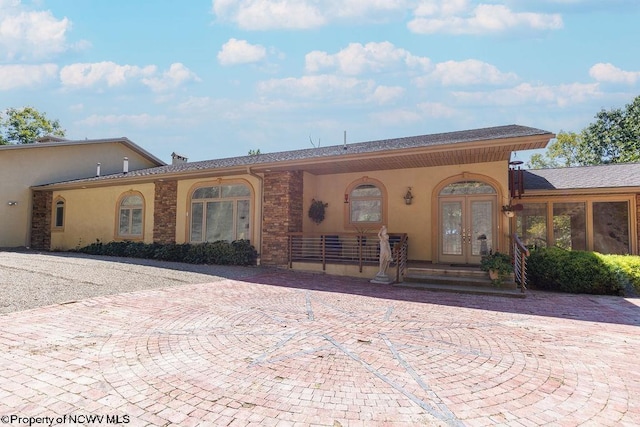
[74, 240, 257, 266]
[599, 254, 640, 296]
[527, 247, 632, 295]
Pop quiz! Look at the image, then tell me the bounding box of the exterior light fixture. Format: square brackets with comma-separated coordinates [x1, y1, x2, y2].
[404, 187, 413, 205]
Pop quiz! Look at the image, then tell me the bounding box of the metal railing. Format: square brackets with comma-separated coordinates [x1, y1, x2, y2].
[513, 234, 530, 293]
[288, 232, 408, 278]
[392, 233, 409, 283]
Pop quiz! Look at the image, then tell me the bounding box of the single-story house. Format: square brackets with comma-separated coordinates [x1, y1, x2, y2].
[0, 137, 165, 248]
[17, 124, 640, 279]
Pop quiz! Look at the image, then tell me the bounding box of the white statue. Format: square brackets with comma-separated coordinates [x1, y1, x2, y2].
[371, 225, 393, 284]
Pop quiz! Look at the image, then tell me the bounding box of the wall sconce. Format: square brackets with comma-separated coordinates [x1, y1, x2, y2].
[404, 187, 413, 205]
[344, 194, 349, 203]
[7, 201, 18, 206]
[502, 204, 523, 217]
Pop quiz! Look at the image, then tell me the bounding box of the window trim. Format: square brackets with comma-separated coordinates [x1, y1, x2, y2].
[52, 196, 65, 231]
[187, 180, 254, 243]
[115, 191, 145, 240]
[515, 194, 636, 255]
[344, 177, 387, 229]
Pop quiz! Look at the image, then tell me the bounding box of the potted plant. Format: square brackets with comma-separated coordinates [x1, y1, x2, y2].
[480, 251, 513, 286]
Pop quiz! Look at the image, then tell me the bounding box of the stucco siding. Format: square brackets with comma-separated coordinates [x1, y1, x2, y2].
[49, 184, 156, 250]
[1, 142, 160, 248]
[302, 161, 509, 261]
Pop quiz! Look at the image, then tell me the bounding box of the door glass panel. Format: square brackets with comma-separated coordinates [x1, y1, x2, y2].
[440, 181, 496, 195]
[593, 201, 629, 254]
[236, 200, 250, 241]
[553, 202, 586, 250]
[442, 201, 462, 255]
[471, 200, 492, 256]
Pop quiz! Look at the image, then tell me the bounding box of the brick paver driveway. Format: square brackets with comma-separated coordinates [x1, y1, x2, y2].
[1, 255, 639, 426]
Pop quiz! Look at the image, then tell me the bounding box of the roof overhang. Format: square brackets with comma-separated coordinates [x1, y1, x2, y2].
[33, 131, 554, 191]
[250, 133, 554, 175]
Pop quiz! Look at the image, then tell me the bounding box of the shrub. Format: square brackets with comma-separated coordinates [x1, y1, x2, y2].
[598, 254, 640, 296]
[527, 247, 625, 295]
[74, 240, 257, 266]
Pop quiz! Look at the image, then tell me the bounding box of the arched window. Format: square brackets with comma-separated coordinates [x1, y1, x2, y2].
[53, 197, 65, 229]
[349, 181, 384, 225]
[439, 181, 496, 196]
[190, 183, 251, 242]
[118, 193, 144, 237]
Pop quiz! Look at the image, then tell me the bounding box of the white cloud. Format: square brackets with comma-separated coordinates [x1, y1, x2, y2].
[0, 63, 57, 90]
[415, 59, 518, 86]
[257, 74, 375, 100]
[408, 2, 563, 35]
[217, 38, 267, 65]
[211, 0, 409, 30]
[370, 108, 423, 125]
[0, 1, 76, 60]
[305, 42, 431, 75]
[59, 62, 199, 92]
[142, 63, 201, 92]
[213, 0, 326, 30]
[369, 85, 405, 104]
[416, 101, 457, 118]
[60, 62, 156, 89]
[589, 63, 640, 85]
[77, 113, 169, 127]
[452, 82, 601, 107]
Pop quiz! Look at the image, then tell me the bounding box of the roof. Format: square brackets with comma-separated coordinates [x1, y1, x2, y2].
[34, 124, 554, 189]
[524, 163, 640, 191]
[0, 137, 166, 167]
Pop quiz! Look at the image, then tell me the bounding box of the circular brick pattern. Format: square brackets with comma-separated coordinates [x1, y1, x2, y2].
[1, 255, 638, 427]
[93, 282, 635, 426]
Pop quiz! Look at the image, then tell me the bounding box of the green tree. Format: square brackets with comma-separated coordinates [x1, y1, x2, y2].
[528, 94, 640, 168]
[0, 106, 65, 145]
[527, 131, 583, 168]
[581, 95, 640, 164]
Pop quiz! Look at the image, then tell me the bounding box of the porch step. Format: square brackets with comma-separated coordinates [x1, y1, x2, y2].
[400, 265, 523, 297]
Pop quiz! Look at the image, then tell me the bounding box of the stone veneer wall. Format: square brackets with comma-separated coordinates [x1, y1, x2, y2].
[153, 180, 178, 244]
[261, 171, 304, 266]
[31, 191, 52, 250]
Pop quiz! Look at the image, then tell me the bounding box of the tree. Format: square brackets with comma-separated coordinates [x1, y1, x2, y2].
[0, 107, 65, 145]
[527, 131, 583, 169]
[528, 94, 640, 168]
[581, 95, 640, 164]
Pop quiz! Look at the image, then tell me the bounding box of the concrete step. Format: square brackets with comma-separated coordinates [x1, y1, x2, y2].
[393, 281, 526, 298]
[404, 265, 518, 291]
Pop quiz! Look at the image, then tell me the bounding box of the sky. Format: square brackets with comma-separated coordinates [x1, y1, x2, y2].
[1, 0, 640, 165]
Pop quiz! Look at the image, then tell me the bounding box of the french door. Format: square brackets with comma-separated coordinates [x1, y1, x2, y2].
[439, 196, 495, 265]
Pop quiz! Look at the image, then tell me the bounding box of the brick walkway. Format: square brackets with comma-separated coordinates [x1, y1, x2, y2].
[1, 269, 639, 426]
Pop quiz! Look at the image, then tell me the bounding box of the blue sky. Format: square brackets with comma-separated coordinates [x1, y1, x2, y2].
[2, 0, 639, 164]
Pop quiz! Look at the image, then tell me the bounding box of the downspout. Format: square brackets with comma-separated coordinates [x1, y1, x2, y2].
[247, 167, 264, 265]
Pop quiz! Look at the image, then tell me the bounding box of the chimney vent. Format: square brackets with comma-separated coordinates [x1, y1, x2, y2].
[123, 157, 129, 174]
[171, 152, 188, 165]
